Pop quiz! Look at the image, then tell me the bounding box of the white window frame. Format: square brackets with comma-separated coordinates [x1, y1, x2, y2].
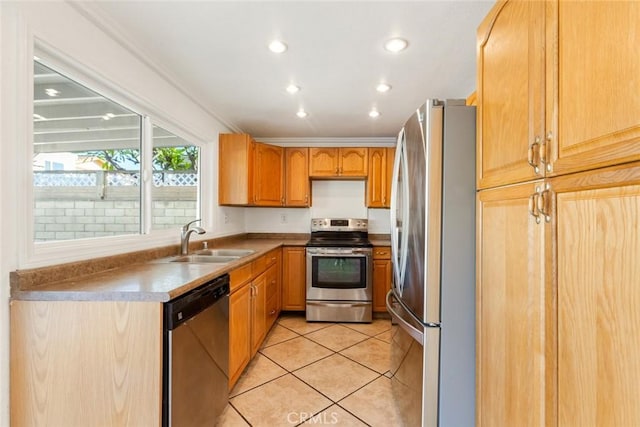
[20, 42, 207, 268]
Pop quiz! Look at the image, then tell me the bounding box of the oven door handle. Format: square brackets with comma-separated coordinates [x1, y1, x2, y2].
[307, 249, 371, 256]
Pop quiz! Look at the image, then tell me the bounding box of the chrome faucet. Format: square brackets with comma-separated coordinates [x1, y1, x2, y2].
[180, 219, 206, 255]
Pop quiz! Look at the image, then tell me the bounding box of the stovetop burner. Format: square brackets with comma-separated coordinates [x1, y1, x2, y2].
[306, 218, 372, 248]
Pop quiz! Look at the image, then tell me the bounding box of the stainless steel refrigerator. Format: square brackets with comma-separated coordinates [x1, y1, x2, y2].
[386, 99, 476, 426]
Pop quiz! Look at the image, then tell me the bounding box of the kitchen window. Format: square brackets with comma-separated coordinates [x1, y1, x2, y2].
[33, 59, 200, 242]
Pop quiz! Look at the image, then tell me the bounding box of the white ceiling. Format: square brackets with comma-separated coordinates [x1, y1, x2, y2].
[85, 1, 494, 141]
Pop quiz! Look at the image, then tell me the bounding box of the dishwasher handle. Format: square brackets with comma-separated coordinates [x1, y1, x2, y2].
[164, 274, 230, 330]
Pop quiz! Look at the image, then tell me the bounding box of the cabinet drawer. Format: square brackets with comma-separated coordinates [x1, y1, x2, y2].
[373, 246, 391, 259]
[265, 249, 280, 267]
[252, 255, 267, 276]
[266, 294, 279, 323]
[230, 263, 253, 292]
[266, 265, 278, 298]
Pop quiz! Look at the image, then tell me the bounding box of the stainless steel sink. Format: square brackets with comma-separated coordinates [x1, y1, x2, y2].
[169, 255, 239, 263]
[195, 249, 255, 257]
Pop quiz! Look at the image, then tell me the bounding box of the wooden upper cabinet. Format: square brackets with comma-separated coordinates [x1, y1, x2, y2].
[547, 1, 640, 176]
[284, 147, 310, 207]
[339, 147, 368, 177]
[218, 133, 254, 205]
[218, 134, 283, 206]
[367, 147, 395, 208]
[309, 147, 339, 176]
[478, 0, 640, 187]
[477, 0, 545, 190]
[253, 142, 284, 206]
[309, 147, 368, 178]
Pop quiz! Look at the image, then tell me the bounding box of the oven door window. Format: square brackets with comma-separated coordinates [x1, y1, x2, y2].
[312, 256, 366, 289]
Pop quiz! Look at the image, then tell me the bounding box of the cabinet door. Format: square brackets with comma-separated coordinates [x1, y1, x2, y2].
[309, 148, 339, 177]
[285, 147, 310, 206]
[477, 0, 545, 189]
[367, 147, 386, 207]
[385, 147, 395, 208]
[250, 272, 267, 356]
[551, 163, 640, 426]
[218, 133, 253, 205]
[372, 259, 391, 313]
[546, 1, 640, 176]
[477, 181, 547, 427]
[253, 142, 284, 206]
[339, 147, 368, 177]
[229, 284, 251, 389]
[282, 247, 306, 311]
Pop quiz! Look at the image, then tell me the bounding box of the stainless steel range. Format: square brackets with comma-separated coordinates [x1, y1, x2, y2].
[306, 218, 373, 323]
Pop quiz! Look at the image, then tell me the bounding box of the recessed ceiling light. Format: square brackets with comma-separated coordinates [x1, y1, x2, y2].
[369, 109, 381, 118]
[376, 83, 392, 93]
[45, 88, 59, 97]
[268, 40, 288, 54]
[296, 109, 308, 118]
[286, 84, 300, 94]
[384, 38, 408, 53]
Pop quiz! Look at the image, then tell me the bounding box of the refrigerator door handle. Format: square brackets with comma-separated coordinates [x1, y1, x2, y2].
[386, 290, 424, 345]
[390, 129, 402, 289]
[390, 129, 410, 294]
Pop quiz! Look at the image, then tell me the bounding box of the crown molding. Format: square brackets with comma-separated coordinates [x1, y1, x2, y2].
[66, 1, 243, 134]
[256, 137, 396, 147]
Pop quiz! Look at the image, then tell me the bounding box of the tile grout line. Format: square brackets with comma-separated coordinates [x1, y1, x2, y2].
[227, 316, 391, 426]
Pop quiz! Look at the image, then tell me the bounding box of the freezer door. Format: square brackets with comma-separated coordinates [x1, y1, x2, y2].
[387, 290, 440, 427]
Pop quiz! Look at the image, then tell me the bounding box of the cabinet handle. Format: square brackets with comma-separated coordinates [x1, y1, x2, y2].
[335, 167, 339, 174]
[528, 192, 541, 224]
[527, 136, 541, 174]
[281, 197, 285, 206]
[545, 132, 553, 172]
[536, 184, 552, 223]
[383, 197, 386, 205]
[305, 194, 308, 203]
[270, 309, 276, 315]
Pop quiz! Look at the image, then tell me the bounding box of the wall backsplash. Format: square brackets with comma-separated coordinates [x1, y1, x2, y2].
[244, 180, 390, 234]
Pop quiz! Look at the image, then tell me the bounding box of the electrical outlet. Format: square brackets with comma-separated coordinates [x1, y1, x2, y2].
[280, 213, 287, 224]
[224, 213, 229, 224]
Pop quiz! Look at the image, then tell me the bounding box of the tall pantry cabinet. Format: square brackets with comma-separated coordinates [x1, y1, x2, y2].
[476, 1, 640, 426]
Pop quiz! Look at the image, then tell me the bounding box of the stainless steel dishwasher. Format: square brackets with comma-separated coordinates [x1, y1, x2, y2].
[163, 274, 230, 426]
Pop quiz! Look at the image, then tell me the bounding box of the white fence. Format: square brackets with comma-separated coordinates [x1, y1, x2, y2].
[34, 171, 197, 241]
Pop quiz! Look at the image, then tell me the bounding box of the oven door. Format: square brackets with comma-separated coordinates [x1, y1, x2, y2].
[306, 247, 372, 302]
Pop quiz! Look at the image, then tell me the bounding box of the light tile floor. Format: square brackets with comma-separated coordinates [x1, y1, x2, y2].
[217, 313, 402, 427]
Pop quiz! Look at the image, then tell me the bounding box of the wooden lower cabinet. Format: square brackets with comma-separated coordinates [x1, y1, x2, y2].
[250, 271, 267, 356]
[477, 162, 640, 426]
[552, 163, 640, 426]
[11, 300, 163, 426]
[372, 246, 392, 312]
[477, 181, 547, 427]
[229, 248, 282, 389]
[265, 262, 281, 330]
[229, 283, 251, 388]
[282, 246, 306, 310]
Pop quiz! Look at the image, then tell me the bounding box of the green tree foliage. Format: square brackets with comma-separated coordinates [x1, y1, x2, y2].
[88, 146, 198, 171]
